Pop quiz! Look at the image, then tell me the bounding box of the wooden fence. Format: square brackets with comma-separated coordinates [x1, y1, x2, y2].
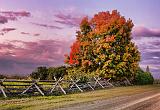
[0, 77, 131, 98]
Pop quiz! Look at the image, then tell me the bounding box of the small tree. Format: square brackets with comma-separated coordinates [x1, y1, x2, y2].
[47, 66, 67, 80]
[134, 67, 154, 85]
[0, 74, 6, 79]
[30, 66, 48, 80]
[146, 65, 150, 73]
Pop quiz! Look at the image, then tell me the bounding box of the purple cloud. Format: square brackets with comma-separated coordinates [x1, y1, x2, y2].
[31, 22, 63, 29]
[54, 13, 84, 27]
[0, 11, 31, 24]
[0, 28, 16, 35]
[21, 32, 40, 36]
[150, 40, 160, 46]
[133, 27, 160, 37]
[1, 28, 16, 32]
[0, 11, 31, 18]
[33, 33, 40, 36]
[21, 32, 30, 35]
[0, 40, 71, 74]
[0, 15, 8, 24]
[133, 35, 160, 78]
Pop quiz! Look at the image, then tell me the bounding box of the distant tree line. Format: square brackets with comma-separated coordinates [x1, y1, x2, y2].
[0, 74, 6, 79]
[28, 65, 154, 85]
[0, 74, 26, 79]
[29, 66, 67, 80]
[0, 65, 154, 85]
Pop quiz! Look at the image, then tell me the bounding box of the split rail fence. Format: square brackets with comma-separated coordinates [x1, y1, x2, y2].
[0, 77, 131, 98]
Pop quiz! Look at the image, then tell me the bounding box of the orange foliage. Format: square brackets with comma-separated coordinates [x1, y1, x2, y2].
[90, 10, 130, 35]
[105, 35, 115, 42]
[65, 41, 80, 65]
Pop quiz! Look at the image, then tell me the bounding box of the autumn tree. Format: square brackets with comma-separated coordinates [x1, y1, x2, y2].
[65, 10, 140, 80]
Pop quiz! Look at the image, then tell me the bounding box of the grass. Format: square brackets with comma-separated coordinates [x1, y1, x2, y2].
[0, 85, 160, 110]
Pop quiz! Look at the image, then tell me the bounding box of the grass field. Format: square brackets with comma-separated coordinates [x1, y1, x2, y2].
[0, 85, 160, 110]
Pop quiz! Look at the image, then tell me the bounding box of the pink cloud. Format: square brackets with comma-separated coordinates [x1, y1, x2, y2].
[54, 13, 84, 27]
[0, 11, 31, 17]
[1, 28, 16, 32]
[0, 28, 16, 35]
[21, 32, 30, 35]
[33, 33, 40, 36]
[21, 32, 40, 36]
[0, 15, 8, 24]
[31, 22, 63, 29]
[0, 40, 71, 74]
[0, 11, 31, 24]
[132, 26, 160, 37]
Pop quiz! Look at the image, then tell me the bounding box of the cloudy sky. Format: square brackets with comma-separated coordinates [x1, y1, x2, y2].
[0, 0, 160, 77]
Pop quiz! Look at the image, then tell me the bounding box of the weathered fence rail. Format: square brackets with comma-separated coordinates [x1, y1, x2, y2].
[0, 77, 132, 98]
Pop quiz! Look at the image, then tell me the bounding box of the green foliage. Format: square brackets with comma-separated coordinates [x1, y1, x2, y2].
[30, 66, 67, 80]
[30, 66, 48, 80]
[47, 66, 67, 80]
[134, 68, 154, 85]
[0, 74, 6, 79]
[66, 66, 96, 82]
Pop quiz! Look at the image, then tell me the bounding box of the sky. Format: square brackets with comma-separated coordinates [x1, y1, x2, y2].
[0, 0, 160, 78]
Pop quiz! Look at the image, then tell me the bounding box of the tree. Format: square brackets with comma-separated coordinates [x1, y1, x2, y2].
[30, 66, 48, 80]
[30, 66, 67, 80]
[146, 65, 150, 73]
[65, 10, 140, 80]
[0, 74, 6, 79]
[47, 66, 67, 80]
[134, 67, 154, 85]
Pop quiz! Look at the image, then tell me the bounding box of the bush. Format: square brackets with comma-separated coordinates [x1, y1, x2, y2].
[134, 68, 154, 85]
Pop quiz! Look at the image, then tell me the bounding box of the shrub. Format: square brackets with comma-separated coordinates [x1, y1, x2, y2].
[134, 68, 154, 85]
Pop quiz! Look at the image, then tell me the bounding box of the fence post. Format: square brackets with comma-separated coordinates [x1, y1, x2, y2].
[94, 77, 104, 88]
[124, 77, 132, 86]
[0, 78, 7, 98]
[69, 78, 83, 92]
[106, 78, 114, 87]
[21, 78, 44, 96]
[50, 77, 66, 95]
[87, 82, 94, 90]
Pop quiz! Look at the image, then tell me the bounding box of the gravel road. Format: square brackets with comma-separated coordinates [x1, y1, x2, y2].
[54, 90, 160, 110]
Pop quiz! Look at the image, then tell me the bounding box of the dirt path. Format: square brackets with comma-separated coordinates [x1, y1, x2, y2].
[54, 91, 160, 110]
[124, 94, 160, 110]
